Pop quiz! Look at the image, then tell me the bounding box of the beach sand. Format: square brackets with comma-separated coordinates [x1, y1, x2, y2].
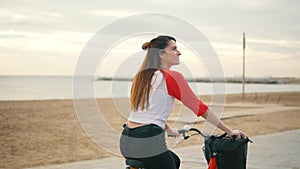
[0, 92, 300, 169]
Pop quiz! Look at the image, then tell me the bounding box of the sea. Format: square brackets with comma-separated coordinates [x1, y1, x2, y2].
[1, 76, 300, 101]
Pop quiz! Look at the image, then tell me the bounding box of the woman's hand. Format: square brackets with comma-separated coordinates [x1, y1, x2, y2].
[227, 129, 246, 139]
[166, 128, 180, 138]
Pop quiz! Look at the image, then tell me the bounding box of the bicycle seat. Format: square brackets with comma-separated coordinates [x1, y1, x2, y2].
[125, 158, 147, 168]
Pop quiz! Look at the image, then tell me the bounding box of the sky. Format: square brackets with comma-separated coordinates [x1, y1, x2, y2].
[0, 0, 299, 77]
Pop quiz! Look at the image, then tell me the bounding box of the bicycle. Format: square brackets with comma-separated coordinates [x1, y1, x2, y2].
[124, 125, 252, 169]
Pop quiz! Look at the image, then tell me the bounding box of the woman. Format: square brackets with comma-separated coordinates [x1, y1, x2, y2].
[120, 35, 245, 169]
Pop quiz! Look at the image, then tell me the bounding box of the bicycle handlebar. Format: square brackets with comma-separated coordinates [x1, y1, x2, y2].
[178, 125, 252, 142]
[177, 125, 209, 140]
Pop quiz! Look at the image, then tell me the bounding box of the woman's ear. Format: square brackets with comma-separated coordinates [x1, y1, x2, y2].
[159, 53, 164, 60]
[159, 50, 165, 60]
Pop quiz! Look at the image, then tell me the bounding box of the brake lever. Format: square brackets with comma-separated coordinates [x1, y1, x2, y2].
[177, 129, 190, 140]
[177, 125, 193, 140]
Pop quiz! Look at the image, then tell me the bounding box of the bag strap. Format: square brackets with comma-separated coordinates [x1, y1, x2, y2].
[217, 132, 253, 143]
[206, 136, 217, 157]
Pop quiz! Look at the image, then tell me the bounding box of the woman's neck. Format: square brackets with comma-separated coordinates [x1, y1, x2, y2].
[160, 64, 171, 70]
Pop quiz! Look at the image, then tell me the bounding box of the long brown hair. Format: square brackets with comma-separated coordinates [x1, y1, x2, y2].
[130, 35, 176, 111]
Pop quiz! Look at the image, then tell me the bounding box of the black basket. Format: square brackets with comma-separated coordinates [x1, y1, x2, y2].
[203, 133, 252, 169]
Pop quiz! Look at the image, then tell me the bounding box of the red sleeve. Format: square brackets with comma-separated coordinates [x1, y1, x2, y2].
[163, 70, 208, 117]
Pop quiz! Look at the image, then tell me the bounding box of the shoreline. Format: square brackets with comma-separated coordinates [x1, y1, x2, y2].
[97, 77, 300, 84]
[0, 90, 299, 102]
[0, 92, 299, 169]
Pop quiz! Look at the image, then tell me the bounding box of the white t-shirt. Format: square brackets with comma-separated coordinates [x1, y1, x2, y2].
[128, 70, 208, 129]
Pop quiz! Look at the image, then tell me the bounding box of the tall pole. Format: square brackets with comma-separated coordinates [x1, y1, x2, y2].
[242, 32, 246, 102]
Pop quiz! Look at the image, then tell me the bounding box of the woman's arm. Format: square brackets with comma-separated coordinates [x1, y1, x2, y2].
[163, 70, 208, 116]
[165, 124, 170, 131]
[202, 109, 245, 138]
[165, 123, 180, 137]
[163, 70, 245, 137]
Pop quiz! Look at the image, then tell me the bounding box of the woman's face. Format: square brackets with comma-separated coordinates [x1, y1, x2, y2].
[160, 40, 181, 69]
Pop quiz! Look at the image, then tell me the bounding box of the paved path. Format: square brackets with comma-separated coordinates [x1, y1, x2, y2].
[247, 129, 300, 169]
[25, 129, 300, 169]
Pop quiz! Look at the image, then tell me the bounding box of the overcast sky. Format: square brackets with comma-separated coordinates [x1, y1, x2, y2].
[0, 0, 299, 77]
